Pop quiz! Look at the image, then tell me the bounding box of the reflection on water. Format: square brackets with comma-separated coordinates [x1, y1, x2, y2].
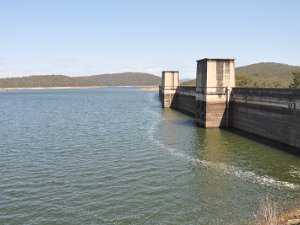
[158, 107, 300, 222]
[0, 88, 299, 225]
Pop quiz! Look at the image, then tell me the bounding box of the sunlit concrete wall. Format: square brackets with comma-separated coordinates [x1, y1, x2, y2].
[159, 71, 179, 108]
[196, 58, 235, 128]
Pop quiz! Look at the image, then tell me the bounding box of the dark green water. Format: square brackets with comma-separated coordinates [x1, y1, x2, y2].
[0, 88, 299, 225]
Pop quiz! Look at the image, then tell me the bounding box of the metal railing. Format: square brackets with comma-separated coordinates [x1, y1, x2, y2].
[159, 85, 231, 95]
[232, 88, 300, 98]
[176, 86, 196, 92]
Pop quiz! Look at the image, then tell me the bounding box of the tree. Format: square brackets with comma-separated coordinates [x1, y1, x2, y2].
[289, 71, 300, 88]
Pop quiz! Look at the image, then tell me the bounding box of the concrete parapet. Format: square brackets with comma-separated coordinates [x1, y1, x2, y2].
[176, 86, 196, 96]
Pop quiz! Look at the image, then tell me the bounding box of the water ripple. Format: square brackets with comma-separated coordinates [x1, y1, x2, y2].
[144, 96, 300, 191]
[1, 89, 299, 225]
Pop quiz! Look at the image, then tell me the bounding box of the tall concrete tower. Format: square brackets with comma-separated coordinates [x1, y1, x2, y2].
[159, 71, 179, 108]
[195, 58, 235, 128]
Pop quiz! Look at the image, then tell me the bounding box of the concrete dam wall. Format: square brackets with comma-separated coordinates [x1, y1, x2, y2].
[230, 88, 300, 149]
[159, 58, 300, 150]
[174, 87, 197, 116]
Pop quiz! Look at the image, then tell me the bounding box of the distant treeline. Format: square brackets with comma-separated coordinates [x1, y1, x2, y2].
[2, 63, 300, 88]
[0, 72, 160, 88]
[181, 62, 300, 88]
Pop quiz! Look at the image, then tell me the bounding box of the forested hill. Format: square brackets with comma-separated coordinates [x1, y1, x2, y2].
[236, 62, 300, 87]
[181, 62, 300, 88]
[0, 72, 161, 88]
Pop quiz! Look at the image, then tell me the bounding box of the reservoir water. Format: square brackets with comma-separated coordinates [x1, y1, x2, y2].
[1, 88, 300, 224]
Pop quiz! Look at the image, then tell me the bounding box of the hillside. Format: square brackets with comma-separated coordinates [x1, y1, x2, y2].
[236, 62, 300, 87]
[181, 62, 300, 88]
[0, 72, 160, 88]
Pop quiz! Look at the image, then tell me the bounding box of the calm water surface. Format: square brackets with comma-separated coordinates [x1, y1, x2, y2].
[1, 88, 300, 225]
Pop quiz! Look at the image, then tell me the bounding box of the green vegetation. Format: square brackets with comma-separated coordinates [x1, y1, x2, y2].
[181, 62, 300, 88]
[2, 63, 300, 89]
[180, 79, 196, 86]
[236, 62, 300, 88]
[289, 71, 300, 88]
[0, 72, 160, 88]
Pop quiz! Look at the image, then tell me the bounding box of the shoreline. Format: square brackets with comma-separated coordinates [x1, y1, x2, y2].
[140, 87, 159, 91]
[0, 86, 106, 91]
[278, 207, 300, 225]
[0, 86, 159, 91]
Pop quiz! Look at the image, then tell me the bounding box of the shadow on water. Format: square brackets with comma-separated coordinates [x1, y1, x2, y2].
[228, 128, 300, 157]
[163, 105, 300, 157]
[172, 119, 198, 128]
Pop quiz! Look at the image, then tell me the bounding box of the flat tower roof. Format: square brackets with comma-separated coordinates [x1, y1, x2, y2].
[196, 58, 235, 62]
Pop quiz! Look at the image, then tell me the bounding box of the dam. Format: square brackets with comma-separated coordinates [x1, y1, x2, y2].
[159, 58, 300, 150]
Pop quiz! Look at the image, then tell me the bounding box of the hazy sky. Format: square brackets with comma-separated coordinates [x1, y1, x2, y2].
[0, 0, 299, 78]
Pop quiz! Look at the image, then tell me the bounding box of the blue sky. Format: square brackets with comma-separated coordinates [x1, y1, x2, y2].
[0, 0, 299, 78]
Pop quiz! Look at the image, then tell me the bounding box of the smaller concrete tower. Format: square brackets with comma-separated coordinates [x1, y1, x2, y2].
[195, 58, 235, 128]
[159, 71, 179, 108]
